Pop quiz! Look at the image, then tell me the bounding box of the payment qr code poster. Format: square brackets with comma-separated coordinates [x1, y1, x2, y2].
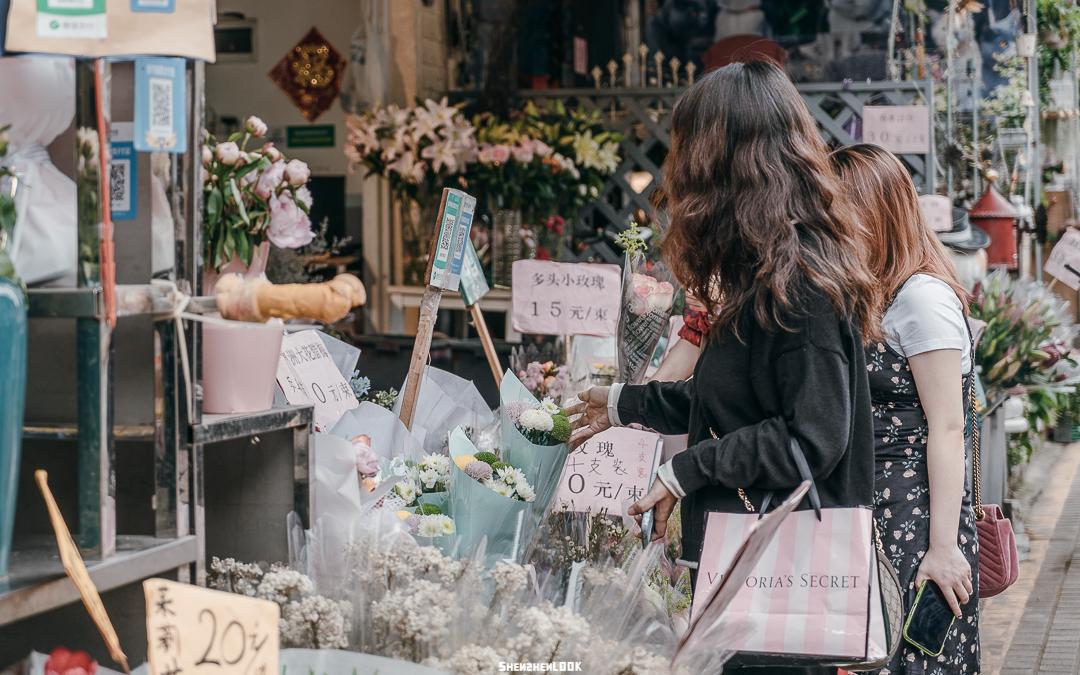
[134, 57, 186, 153]
[109, 122, 137, 221]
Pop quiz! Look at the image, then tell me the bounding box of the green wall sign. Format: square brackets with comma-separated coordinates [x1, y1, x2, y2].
[286, 125, 336, 148]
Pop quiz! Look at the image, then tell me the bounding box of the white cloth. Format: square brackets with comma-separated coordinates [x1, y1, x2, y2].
[883, 274, 972, 373]
[0, 56, 77, 286]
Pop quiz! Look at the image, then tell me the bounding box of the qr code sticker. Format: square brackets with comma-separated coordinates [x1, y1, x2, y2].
[110, 160, 131, 212]
[149, 78, 173, 135]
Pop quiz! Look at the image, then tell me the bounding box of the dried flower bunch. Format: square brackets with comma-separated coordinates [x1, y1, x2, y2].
[208, 557, 351, 650]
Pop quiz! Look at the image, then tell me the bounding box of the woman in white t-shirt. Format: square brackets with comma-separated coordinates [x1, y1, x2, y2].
[832, 144, 979, 675]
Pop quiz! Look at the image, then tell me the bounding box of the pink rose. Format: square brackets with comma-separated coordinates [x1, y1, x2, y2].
[511, 142, 534, 163]
[255, 160, 285, 199]
[490, 144, 511, 164]
[284, 159, 311, 187]
[267, 193, 314, 249]
[245, 115, 268, 137]
[214, 141, 241, 165]
[477, 144, 496, 165]
[533, 140, 553, 157]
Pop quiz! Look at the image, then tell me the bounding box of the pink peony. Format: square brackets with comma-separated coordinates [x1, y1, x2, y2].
[255, 160, 286, 199]
[245, 115, 268, 137]
[490, 144, 511, 164]
[295, 186, 313, 209]
[267, 193, 314, 249]
[284, 159, 311, 187]
[201, 144, 212, 166]
[215, 141, 241, 165]
[263, 142, 282, 162]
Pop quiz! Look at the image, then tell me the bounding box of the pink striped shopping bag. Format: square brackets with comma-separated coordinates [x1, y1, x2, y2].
[692, 506, 879, 662]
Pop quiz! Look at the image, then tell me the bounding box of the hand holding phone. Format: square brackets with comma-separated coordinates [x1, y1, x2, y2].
[903, 580, 956, 657]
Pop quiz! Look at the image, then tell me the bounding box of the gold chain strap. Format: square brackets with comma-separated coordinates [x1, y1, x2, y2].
[710, 428, 756, 513]
[969, 373, 984, 520]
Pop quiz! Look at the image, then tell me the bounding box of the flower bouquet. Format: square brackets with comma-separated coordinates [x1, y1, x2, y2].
[615, 226, 677, 384]
[499, 370, 572, 517]
[446, 426, 535, 561]
[379, 452, 453, 513]
[202, 116, 315, 282]
[392, 366, 495, 454]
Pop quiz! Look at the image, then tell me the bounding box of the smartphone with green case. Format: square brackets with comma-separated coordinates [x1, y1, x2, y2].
[903, 580, 956, 657]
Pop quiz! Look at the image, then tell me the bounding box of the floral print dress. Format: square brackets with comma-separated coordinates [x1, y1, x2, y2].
[867, 340, 980, 675]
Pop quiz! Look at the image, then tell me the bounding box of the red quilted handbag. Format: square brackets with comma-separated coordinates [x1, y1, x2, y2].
[970, 378, 1019, 598]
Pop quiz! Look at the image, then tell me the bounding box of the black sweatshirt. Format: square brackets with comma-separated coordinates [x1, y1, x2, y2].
[617, 287, 875, 564]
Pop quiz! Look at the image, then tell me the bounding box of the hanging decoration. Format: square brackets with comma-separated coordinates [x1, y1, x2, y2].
[269, 27, 345, 122]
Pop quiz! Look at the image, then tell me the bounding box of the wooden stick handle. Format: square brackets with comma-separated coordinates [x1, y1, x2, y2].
[398, 288, 442, 429]
[469, 303, 502, 386]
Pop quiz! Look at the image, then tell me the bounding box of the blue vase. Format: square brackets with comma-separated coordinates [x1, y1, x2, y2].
[0, 278, 26, 578]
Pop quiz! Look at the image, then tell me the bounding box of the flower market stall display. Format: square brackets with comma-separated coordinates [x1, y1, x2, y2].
[616, 225, 677, 384]
[0, 124, 27, 578]
[202, 115, 315, 291]
[345, 98, 477, 285]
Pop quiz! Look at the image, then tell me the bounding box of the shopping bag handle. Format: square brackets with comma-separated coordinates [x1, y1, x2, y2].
[758, 437, 823, 521]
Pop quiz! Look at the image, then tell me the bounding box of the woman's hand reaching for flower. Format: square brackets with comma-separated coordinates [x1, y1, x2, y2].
[564, 386, 611, 450]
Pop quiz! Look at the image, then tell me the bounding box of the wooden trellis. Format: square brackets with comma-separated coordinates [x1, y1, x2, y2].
[458, 79, 937, 263]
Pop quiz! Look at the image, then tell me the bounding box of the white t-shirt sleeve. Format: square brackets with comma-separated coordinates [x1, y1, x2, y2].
[883, 274, 971, 372]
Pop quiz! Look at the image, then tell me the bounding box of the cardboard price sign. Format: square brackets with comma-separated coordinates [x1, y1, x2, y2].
[555, 427, 662, 513]
[1045, 228, 1080, 290]
[144, 579, 279, 675]
[862, 105, 931, 154]
[276, 330, 359, 432]
[429, 188, 476, 291]
[511, 259, 621, 336]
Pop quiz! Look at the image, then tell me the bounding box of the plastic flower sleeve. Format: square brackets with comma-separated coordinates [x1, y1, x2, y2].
[617, 252, 677, 384]
[393, 366, 496, 453]
[446, 426, 531, 562]
[331, 401, 424, 462]
[499, 370, 569, 515]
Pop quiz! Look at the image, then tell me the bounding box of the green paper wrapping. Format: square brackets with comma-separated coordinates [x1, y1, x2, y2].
[499, 370, 569, 515]
[446, 426, 530, 561]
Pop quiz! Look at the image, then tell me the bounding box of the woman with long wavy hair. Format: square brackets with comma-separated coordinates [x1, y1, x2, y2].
[832, 143, 979, 675]
[567, 60, 879, 674]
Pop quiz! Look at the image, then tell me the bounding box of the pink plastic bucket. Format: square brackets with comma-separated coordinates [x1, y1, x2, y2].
[202, 316, 283, 414]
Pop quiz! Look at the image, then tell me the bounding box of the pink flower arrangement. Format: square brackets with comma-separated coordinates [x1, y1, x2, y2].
[627, 274, 675, 316]
[516, 361, 570, 403]
[202, 115, 315, 270]
[44, 648, 96, 675]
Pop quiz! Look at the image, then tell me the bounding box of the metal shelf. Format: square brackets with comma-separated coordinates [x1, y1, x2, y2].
[192, 404, 313, 445]
[0, 534, 198, 626]
[27, 284, 196, 319]
[23, 423, 155, 442]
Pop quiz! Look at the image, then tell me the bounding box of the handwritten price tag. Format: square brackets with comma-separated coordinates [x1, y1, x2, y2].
[511, 259, 621, 336]
[143, 578, 279, 675]
[862, 105, 930, 154]
[555, 427, 662, 513]
[276, 330, 359, 432]
[1045, 228, 1080, 290]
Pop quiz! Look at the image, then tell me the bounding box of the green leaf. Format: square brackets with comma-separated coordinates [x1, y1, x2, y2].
[236, 230, 252, 266]
[229, 178, 251, 226]
[205, 187, 224, 227]
[234, 156, 270, 179]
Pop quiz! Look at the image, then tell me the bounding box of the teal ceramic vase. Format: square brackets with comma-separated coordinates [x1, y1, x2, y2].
[0, 277, 27, 577]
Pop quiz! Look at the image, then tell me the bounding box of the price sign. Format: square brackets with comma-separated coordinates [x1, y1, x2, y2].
[918, 194, 952, 233]
[512, 259, 621, 336]
[144, 579, 279, 675]
[862, 105, 930, 154]
[276, 330, 359, 432]
[429, 188, 476, 291]
[555, 427, 662, 513]
[1045, 228, 1080, 290]
[459, 240, 490, 306]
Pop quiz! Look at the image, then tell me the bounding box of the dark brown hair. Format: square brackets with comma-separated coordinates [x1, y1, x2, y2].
[659, 60, 879, 341]
[830, 143, 968, 316]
